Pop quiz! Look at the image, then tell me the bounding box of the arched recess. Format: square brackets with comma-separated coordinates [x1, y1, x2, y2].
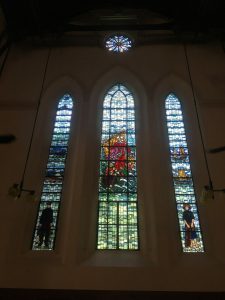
[83, 66, 154, 254]
[152, 73, 206, 253]
[27, 76, 84, 251]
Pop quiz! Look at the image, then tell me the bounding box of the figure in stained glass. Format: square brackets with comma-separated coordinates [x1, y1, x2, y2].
[183, 204, 197, 249]
[37, 202, 53, 248]
[101, 131, 135, 189]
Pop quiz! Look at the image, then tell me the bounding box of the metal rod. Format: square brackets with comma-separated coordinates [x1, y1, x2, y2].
[20, 47, 52, 188]
[0, 42, 10, 78]
[183, 43, 214, 189]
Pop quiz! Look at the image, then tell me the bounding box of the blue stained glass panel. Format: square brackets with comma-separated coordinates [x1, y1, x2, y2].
[32, 94, 73, 250]
[165, 93, 204, 252]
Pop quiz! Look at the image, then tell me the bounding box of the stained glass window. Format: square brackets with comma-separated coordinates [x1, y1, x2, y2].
[165, 93, 204, 252]
[32, 94, 73, 250]
[105, 35, 132, 53]
[97, 84, 139, 250]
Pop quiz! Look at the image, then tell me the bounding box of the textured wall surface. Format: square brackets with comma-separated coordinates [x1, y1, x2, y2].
[0, 42, 225, 291]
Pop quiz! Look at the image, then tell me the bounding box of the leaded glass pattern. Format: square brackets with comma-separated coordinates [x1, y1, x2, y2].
[105, 35, 132, 53]
[165, 93, 204, 252]
[32, 94, 73, 250]
[97, 84, 139, 250]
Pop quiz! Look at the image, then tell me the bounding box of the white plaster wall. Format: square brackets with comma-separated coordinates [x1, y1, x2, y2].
[0, 41, 225, 291]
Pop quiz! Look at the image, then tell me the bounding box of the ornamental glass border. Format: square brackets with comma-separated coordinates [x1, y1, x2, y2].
[97, 84, 139, 250]
[32, 94, 73, 250]
[165, 93, 204, 252]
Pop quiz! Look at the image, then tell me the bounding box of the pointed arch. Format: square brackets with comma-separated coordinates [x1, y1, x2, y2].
[89, 66, 148, 108]
[32, 94, 74, 250]
[97, 83, 139, 250]
[165, 93, 204, 252]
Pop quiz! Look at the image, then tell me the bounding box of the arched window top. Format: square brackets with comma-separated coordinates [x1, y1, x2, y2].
[165, 93, 181, 108]
[58, 93, 73, 109]
[103, 84, 134, 109]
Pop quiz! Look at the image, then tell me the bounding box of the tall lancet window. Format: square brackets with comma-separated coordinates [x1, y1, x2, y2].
[32, 94, 73, 250]
[97, 84, 139, 250]
[165, 93, 204, 252]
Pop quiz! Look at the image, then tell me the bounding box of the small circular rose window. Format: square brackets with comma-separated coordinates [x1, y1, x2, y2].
[105, 35, 132, 53]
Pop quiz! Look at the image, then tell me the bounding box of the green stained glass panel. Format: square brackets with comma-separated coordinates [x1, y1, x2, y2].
[97, 84, 139, 250]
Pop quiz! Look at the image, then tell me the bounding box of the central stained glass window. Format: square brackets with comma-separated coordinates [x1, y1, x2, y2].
[97, 84, 139, 250]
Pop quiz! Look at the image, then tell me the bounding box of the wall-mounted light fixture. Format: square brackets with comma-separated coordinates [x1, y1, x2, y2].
[8, 183, 35, 201]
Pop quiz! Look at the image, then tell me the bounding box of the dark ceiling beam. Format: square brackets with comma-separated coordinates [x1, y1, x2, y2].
[64, 22, 174, 32]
